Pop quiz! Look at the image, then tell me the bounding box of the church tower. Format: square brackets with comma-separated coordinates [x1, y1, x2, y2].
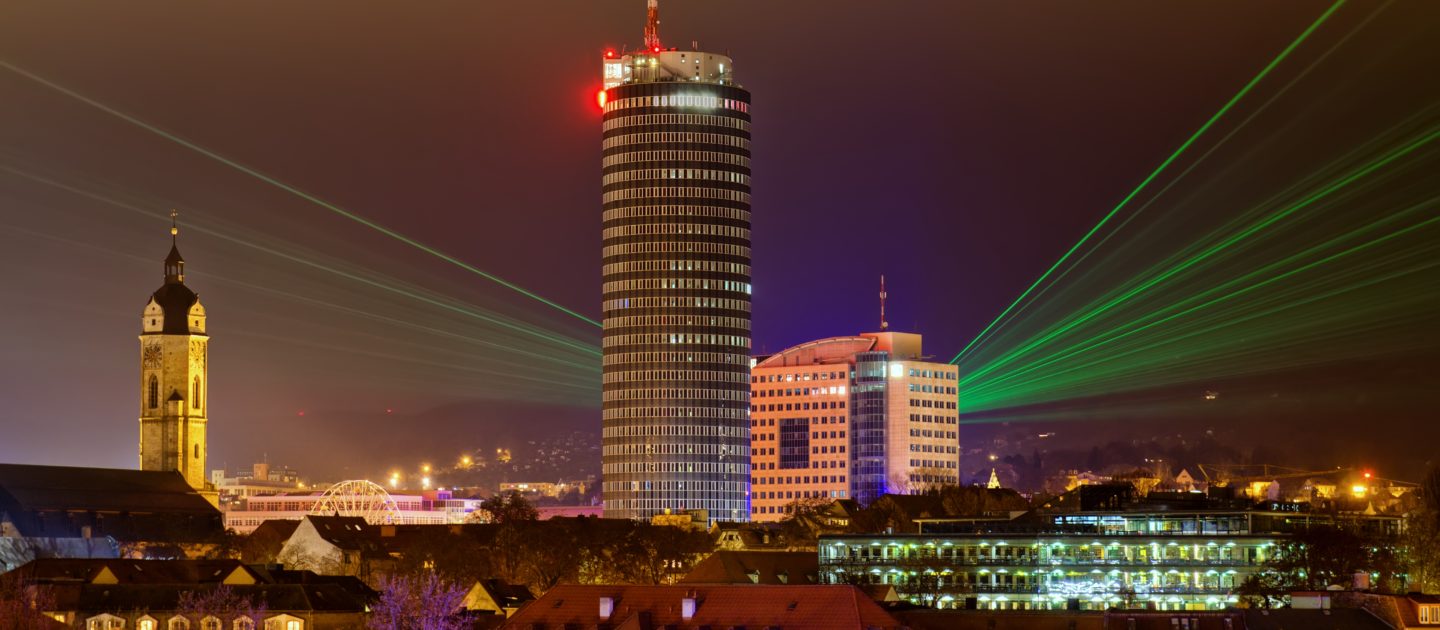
[138, 214, 211, 497]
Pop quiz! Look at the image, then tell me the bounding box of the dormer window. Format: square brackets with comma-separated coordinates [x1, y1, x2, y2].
[1420, 604, 1438, 624]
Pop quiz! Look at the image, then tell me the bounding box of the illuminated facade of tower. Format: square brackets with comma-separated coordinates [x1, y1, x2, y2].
[600, 1, 753, 521]
[138, 219, 212, 497]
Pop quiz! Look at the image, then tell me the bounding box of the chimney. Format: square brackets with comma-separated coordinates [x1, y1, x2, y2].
[1353, 570, 1371, 590]
[681, 597, 697, 620]
[599, 596, 615, 619]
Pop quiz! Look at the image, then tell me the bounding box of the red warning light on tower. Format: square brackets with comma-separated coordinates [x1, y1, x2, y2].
[596, 89, 608, 109]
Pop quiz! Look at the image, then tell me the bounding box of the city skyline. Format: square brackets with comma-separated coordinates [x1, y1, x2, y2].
[2, 1, 1438, 481]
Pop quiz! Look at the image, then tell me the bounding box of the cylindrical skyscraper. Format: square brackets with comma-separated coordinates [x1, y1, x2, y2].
[600, 4, 752, 522]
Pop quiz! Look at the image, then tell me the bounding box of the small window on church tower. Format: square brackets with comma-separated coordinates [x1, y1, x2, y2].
[192, 377, 201, 409]
[194, 444, 199, 459]
[149, 376, 159, 409]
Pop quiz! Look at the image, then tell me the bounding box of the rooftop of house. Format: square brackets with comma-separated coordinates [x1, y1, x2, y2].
[53, 583, 370, 615]
[298, 515, 390, 559]
[501, 584, 904, 630]
[680, 550, 819, 586]
[4, 559, 256, 586]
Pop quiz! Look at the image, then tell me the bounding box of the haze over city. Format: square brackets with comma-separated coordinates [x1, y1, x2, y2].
[3, 2, 1440, 628]
[3, 2, 1438, 479]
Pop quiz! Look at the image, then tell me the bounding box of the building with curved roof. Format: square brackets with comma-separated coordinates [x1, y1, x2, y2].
[750, 331, 960, 520]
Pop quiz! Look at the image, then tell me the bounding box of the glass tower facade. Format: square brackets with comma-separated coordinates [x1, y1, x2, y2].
[600, 49, 753, 521]
[849, 351, 890, 505]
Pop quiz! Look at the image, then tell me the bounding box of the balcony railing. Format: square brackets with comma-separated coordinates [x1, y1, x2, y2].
[822, 557, 1261, 568]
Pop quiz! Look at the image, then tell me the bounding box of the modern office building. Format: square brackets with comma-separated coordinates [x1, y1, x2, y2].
[600, 0, 753, 521]
[817, 486, 1404, 611]
[750, 331, 961, 520]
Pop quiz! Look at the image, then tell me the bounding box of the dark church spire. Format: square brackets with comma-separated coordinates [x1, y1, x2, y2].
[164, 210, 185, 283]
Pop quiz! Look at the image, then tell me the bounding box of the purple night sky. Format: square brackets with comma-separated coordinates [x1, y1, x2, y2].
[1, 1, 1437, 479]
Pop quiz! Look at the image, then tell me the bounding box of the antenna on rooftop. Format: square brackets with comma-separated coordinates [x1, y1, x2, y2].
[880, 275, 889, 331]
[644, 0, 662, 51]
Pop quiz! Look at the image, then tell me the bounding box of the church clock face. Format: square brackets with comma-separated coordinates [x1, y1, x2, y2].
[142, 343, 163, 369]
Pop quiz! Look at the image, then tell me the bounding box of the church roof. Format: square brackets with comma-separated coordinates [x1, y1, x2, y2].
[148, 277, 200, 336]
[0, 463, 222, 541]
[146, 221, 202, 336]
[164, 242, 184, 267]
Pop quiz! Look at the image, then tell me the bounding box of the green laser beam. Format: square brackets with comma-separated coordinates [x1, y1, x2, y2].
[959, 126, 1438, 387]
[949, 0, 1348, 366]
[0, 59, 602, 329]
[964, 209, 1440, 400]
[0, 163, 602, 359]
[964, 257, 1439, 410]
[964, 2, 1394, 365]
[961, 241, 1440, 409]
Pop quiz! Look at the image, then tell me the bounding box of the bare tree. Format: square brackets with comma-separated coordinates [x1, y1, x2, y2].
[367, 572, 468, 630]
[0, 575, 56, 630]
[477, 491, 539, 524]
[176, 585, 268, 626]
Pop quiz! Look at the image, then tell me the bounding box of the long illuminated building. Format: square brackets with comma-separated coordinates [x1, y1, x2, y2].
[600, 1, 753, 521]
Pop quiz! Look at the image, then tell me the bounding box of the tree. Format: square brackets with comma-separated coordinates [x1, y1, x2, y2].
[478, 491, 539, 524]
[0, 576, 56, 630]
[1237, 525, 1392, 607]
[1403, 466, 1440, 593]
[368, 573, 468, 630]
[515, 521, 584, 590]
[389, 527, 493, 586]
[176, 585, 268, 626]
[904, 555, 954, 608]
[617, 524, 712, 585]
[778, 497, 837, 549]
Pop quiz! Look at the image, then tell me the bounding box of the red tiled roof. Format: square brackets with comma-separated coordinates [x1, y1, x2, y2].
[679, 551, 818, 585]
[501, 584, 903, 629]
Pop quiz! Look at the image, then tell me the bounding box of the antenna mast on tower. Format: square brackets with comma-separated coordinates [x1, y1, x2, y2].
[644, 0, 661, 50]
[880, 275, 889, 331]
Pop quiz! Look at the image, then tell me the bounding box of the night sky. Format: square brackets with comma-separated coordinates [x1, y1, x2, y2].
[2, 1, 1437, 480]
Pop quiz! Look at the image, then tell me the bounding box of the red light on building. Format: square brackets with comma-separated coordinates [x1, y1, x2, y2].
[1364, 471, 1373, 479]
[653, 46, 660, 53]
[606, 50, 615, 58]
[596, 89, 608, 109]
